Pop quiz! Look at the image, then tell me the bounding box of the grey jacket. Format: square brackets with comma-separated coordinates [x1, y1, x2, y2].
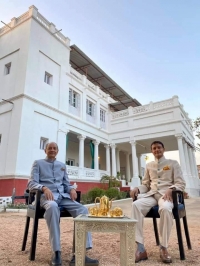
[28, 158, 74, 200]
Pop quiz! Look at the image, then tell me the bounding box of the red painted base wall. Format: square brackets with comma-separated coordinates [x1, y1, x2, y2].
[0, 179, 130, 197]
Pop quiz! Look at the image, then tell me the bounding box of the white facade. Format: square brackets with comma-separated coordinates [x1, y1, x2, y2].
[0, 6, 199, 196]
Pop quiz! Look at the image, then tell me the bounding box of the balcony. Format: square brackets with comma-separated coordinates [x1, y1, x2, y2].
[66, 166, 109, 180]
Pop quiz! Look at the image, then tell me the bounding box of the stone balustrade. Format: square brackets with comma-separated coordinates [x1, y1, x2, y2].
[67, 165, 108, 180]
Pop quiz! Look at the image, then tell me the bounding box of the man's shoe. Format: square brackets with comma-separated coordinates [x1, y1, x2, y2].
[135, 250, 148, 263]
[51, 251, 62, 266]
[160, 247, 172, 263]
[70, 255, 99, 266]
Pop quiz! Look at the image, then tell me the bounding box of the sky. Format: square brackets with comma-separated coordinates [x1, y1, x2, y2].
[0, 0, 200, 163]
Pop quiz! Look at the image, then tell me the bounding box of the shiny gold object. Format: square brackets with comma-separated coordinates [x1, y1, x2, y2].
[110, 207, 123, 217]
[88, 195, 123, 217]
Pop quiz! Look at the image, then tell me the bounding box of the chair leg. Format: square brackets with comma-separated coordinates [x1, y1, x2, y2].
[175, 218, 185, 260]
[72, 222, 75, 253]
[22, 216, 30, 251]
[29, 217, 39, 261]
[183, 216, 192, 250]
[153, 218, 160, 246]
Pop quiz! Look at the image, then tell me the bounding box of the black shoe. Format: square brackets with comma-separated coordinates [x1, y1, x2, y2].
[70, 255, 99, 266]
[51, 251, 62, 266]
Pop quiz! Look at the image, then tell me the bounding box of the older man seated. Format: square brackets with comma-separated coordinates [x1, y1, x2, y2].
[28, 142, 99, 266]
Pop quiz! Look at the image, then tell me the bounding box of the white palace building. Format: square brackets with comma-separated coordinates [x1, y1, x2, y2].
[0, 6, 199, 197]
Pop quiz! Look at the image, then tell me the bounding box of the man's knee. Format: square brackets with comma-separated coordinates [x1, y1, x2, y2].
[159, 201, 173, 213]
[79, 204, 88, 215]
[44, 201, 59, 212]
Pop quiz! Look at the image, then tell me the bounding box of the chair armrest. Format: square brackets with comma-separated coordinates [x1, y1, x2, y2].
[172, 190, 184, 209]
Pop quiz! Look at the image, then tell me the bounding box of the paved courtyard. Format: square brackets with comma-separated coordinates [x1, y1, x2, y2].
[0, 197, 199, 265]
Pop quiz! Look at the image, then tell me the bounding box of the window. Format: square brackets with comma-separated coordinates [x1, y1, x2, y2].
[44, 72, 53, 85]
[0, 134, 2, 144]
[86, 99, 95, 117]
[100, 109, 106, 122]
[40, 137, 48, 149]
[5, 63, 11, 75]
[69, 89, 80, 108]
[67, 159, 75, 166]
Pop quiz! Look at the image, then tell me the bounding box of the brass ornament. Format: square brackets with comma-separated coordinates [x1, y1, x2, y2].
[88, 195, 123, 217]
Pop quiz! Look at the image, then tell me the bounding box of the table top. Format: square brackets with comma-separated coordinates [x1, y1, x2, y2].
[74, 214, 137, 223]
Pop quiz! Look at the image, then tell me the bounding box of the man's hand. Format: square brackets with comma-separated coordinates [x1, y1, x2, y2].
[162, 188, 173, 202]
[70, 188, 77, 201]
[42, 187, 54, 201]
[130, 187, 139, 200]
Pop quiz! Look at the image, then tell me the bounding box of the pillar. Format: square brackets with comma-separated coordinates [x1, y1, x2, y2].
[77, 135, 86, 168]
[110, 143, 117, 177]
[183, 140, 191, 177]
[130, 140, 140, 186]
[93, 140, 100, 170]
[191, 148, 199, 178]
[188, 146, 197, 178]
[104, 144, 110, 174]
[175, 134, 187, 176]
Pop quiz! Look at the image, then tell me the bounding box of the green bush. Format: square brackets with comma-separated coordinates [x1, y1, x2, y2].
[87, 187, 106, 203]
[105, 187, 120, 199]
[6, 202, 27, 209]
[119, 191, 128, 199]
[81, 193, 91, 205]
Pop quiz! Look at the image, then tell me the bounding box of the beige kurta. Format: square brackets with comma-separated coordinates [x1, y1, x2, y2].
[132, 156, 186, 247]
[138, 156, 186, 196]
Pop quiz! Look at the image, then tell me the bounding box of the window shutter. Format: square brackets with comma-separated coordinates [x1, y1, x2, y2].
[86, 99, 88, 114]
[92, 104, 96, 117]
[77, 94, 80, 109]
[69, 89, 72, 105]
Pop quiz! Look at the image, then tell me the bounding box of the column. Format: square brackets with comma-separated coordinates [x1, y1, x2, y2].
[110, 143, 117, 177]
[191, 148, 199, 178]
[93, 140, 100, 170]
[116, 148, 121, 173]
[57, 129, 69, 163]
[188, 147, 196, 178]
[138, 154, 142, 177]
[104, 144, 110, 174]
[183, 140, 191, 177]
[175, 134, 188, 180]
[125, 152, 131, 182]
[77, 135, 86, 168]
[130, 140, 140, 186]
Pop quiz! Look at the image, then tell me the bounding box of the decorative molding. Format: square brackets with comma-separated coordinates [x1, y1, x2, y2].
[175, 134, 183, 140]
[67, 169, 78, 176]
[110, 143, 116, 149]
[112, 110, 129, 119]
[92, 140, 100, 146]
[77, 135, 86, 141]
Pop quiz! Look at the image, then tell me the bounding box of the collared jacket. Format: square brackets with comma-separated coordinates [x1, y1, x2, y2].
[28, 158, 74, 200]
[138, 156, 186, 197]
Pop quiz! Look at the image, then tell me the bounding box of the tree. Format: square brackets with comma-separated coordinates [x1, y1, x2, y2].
[194, 117, 200, 147]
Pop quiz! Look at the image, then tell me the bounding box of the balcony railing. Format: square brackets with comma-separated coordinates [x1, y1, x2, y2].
[67, 166, 109, 180]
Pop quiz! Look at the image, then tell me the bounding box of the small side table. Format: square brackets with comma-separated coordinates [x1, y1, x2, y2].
[74, 214, 137, 266]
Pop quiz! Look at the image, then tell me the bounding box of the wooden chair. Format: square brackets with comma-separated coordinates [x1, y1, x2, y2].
[21, 189, 81, 261]
[141, 190, 192, 260]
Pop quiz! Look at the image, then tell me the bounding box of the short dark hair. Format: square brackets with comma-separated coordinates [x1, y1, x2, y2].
[151, 141, 164, 149]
